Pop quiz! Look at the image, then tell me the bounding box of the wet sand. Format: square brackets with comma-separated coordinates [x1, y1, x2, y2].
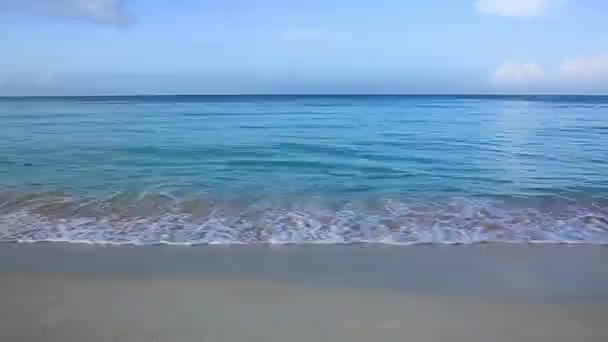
[2, 243, 608, 341]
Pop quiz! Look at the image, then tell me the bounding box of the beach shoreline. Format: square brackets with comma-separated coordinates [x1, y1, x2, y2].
[2, 243, 608, 341]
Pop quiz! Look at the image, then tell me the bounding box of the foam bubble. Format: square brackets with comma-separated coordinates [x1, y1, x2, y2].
[1, 192, 607, 245]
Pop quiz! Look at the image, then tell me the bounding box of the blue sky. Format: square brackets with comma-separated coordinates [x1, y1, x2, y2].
[0, 0, 607, 95]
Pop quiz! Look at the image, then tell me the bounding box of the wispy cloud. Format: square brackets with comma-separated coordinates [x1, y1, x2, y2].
[560, 55, 608, 81]
[0, 69, 58, 96]
[476, 0, 551, 17]
[494, 62, 545, 84]
[492, 55, 608, 91]
[0, 0, 133, 26]
[0, 69, 56, 85]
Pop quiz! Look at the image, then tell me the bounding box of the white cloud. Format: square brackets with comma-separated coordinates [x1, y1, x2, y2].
[491, 56, 608, 91]
[494, 62, 545, 84]
[560, 56, 608, 81]
[0, 0, 132, 26]
[476, 0, 551, 17]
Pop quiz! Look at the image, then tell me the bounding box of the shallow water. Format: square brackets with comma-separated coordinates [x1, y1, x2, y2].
[1, 95, 607, 244]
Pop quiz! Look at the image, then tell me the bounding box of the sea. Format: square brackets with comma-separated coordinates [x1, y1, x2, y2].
[1, 95, 607, 245]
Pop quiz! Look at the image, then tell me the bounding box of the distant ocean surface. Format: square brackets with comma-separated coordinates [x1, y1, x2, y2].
[1, 95, 607, 245]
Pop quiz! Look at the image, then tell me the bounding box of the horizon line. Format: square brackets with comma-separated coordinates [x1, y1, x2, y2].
[1, 93, 607, 99]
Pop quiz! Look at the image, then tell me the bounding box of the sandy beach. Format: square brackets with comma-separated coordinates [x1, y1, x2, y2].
[2, 243, 608, 341]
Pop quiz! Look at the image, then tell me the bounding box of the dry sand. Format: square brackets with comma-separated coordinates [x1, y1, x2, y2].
[1, 243, 608, 342]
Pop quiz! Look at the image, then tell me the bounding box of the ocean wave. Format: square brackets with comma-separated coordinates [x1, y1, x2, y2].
[1, 191, 607, 245]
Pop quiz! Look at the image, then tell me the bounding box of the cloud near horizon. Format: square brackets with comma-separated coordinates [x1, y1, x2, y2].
[0, 0, 132, 26]
[476, 0, 553, 17]
[494, 62, 545, 84]
[492, 55, 608, 90]
[560, 55, 608, 81]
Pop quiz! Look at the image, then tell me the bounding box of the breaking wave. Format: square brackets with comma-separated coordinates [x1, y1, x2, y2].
[1, 190, 607, 245]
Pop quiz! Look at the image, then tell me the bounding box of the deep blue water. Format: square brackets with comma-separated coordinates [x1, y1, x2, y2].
[1, 95, 607, 244]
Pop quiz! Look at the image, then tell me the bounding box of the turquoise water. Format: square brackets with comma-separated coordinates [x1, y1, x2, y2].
[1, 95, 607, 244]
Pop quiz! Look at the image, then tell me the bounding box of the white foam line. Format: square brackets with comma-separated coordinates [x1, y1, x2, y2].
[3, 239, 607, 247]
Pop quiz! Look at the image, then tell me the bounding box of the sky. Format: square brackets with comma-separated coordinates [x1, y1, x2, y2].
[0, 0, 607, 95]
